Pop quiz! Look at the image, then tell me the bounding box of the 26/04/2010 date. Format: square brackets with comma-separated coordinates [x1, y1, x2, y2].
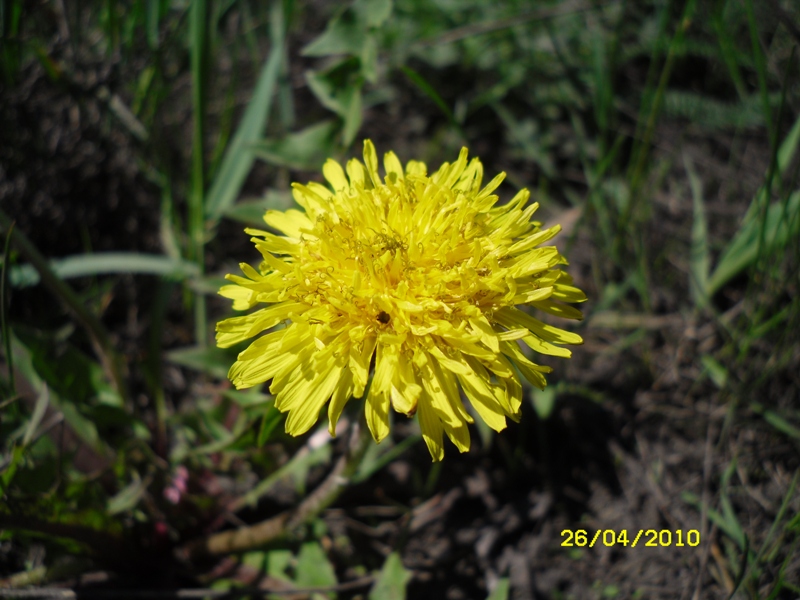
[561, 529, 700, 548]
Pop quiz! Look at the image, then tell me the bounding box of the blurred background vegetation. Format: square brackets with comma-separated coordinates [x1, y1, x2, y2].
[1, 0, 799, 598]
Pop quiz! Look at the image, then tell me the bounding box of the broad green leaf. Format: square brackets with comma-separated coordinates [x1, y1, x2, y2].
[252, 121, 340, 171]
[684, 154, 709, 308]
[9, 253, 200, 288]
[307, 69, 344, 114]
[167, 345, 238, 380]
[486, 578, 510, 600]
[16, 328, 122, 408]
[301, 0, 391, 60]
[296, 541, 337, 592]
[369, 552, 411, 600]
[204, 1, 285, 221]
[266, 549, 294, 582]
[355, 0, 392, 28]
[302, 6, 363, 57]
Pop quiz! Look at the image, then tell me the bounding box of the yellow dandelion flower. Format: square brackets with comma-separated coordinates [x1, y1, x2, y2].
[216, 140, 587, 460]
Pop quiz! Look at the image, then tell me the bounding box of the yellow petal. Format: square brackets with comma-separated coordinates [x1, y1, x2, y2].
[362, 139, 381, 188]
[323, 159, 349, 191]
[328, 365, 353, 437]
[383, 151, 405, 182]
[418, 392, 444, 461]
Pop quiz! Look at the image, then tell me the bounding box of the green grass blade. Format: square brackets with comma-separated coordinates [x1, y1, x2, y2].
[684, 154, 710, 308]
[707, 190, 800, 295]
[204, 0, 286, 221]
[189, 0, 208, 345]
[625, 0, 697, 231]
[707, 112, 800, 294]
[145, 0, 160, 49]
[743, 0, 773, 147]
[400, 65, 463, 136]
[22, 385, 49, 447]
[9, 253, 201, 287]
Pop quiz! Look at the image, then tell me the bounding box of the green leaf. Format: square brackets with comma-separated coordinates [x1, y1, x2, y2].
[204, 1, 286, 221]
[751, 403, 800, 440]
[684, 154, 709, 308]
[531, 386, 556, 420]
[369, 552, 411, 600]
[400, 65, 456, 126]
[266, 549, 294, 582]
[708, 112, 800, 294]
[0, 446, 25, 494]
[341, 85, 363, 146]
[22, 385, 49, 447]
[257, 403, 283, 447]
[360, 33, 379, 83]
[223, 192, 294, 226]
[167, 345, 238, 380]
[222, 389, 271, 408]
[107, 472, 148, 515]
[353, 434, 419, 484]
[707, 190, 800, 295]
[9, 253, 201, 288]
[252, 121, 340, 171]
[302, 6, 363, 57]
[233, 438, 331, 509]
[720, 461, 747, 551]
[355, 0, 392, 28]
[296, 541, 337, 593]
[486, 578, 510, 600]
[701, 355, 728, 389]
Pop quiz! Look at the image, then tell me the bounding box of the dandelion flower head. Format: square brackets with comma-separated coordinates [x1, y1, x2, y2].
[216, 140, 586, 460]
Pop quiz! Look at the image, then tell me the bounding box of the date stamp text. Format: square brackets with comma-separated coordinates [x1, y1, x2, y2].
[561, 529, 700, 548]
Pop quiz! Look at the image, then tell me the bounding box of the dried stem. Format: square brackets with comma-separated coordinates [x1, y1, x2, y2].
[179, 419, 372, 561]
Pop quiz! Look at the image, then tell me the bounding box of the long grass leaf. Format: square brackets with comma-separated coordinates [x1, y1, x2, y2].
[189, 0, 208, 344]
[684, 154, 710, 307]
[204, 1, 286, 221]
[9, 253, 201, 288]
